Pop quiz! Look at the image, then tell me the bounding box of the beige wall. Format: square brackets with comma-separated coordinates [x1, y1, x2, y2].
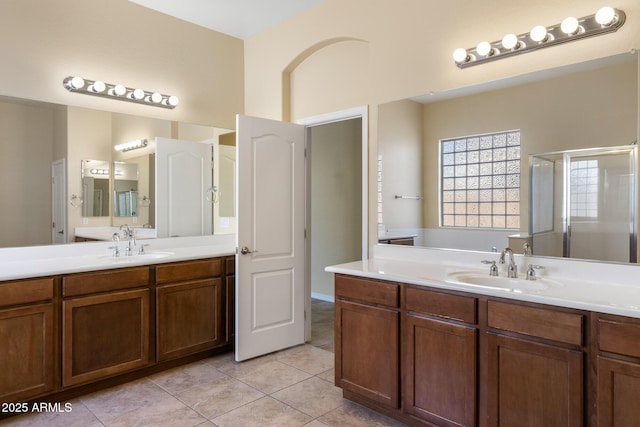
[0, 0, 243, 130]
[377, 99, 423, 230]
[67, 107, 114, 237]
[244, 0, 640, 252]
[0, 101, 55, 246]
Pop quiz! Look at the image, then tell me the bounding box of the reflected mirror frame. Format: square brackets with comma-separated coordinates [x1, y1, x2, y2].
[81, 159, 110, 218]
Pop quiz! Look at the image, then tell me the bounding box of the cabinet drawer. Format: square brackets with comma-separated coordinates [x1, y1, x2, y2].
[335, 274, 399, 308]
[406, 286, 477, 324]
[0, 277, 54, 307]
[63, 267, 150, 297]
[598, 317, 640, 358]
[487, 300, 583, 346]
[156, 258, 222, 284]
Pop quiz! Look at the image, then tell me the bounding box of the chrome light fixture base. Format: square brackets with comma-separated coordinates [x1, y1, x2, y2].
[63, 76, 179, 109]
[454, 8, 626, 69]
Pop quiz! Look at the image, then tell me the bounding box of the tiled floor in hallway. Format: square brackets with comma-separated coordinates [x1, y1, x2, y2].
[1, 300, 406, 426]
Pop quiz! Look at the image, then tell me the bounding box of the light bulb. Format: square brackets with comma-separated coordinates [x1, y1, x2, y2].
[595, 6, 616, 26]
[69, 76, 85, 90]
[112, 84, 126, 96]
[167, 95, 179, 107]
[561, 17, 580, 35]
[90, 80, 106, 93]
[502, 33, 519, 50]
[476, 41, 493, 57]
[453, 48, 468, 63]
[530, 25, 548, 42]
[150, 92, 162, 103]
[132, 88, 145, 100]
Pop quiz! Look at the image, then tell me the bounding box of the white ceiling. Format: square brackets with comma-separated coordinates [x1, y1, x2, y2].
[129, 0, 326, 39]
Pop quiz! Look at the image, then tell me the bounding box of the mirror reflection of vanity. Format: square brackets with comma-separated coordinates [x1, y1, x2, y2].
[378, 51, 639, 263]
[0, 94, 234, 248]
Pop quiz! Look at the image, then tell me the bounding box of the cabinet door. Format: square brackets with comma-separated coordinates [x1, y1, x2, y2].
[226, 274, 235, 344]
[404, 315, 476, 427]
[62, 289, 150, 387]
[335, 299, 399, 408]
[157, 278, 223, 361]
[487, 333, 583, 427]
[597, 356, 640, 426]
[0, 303, 54, 402]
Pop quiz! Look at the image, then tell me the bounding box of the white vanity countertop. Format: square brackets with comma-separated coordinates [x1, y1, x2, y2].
[0, 234, 236, 281]
[326, 244, 640, 319]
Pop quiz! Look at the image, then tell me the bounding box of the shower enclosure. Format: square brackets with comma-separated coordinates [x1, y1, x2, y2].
[530, 145, 637, 263]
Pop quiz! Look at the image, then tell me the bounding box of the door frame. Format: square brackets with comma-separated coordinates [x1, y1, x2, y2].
[51, 158, 66, 244]
[297, 105, 369, 341]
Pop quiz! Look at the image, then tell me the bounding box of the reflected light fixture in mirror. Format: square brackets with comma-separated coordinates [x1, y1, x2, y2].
[63, 76, 179, 109]
[114, 139, 148, 152]
[453, 6, 625, 68]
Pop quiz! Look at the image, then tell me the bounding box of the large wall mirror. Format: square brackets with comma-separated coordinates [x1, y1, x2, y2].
[378, 51, 638, 263]
[0, 95, 234, 248]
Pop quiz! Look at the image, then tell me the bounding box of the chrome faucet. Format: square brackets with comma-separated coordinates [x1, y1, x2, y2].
[499, 247, 518, 278]
[120, 224, 136, 256]
[119, 224, 131, 238]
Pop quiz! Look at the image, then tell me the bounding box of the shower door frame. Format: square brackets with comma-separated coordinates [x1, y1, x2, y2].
[562, 145, 637, 262]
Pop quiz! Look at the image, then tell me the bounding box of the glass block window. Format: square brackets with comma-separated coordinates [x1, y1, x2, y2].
[441, 130, 521, 229]
[570, 159, 598, 218]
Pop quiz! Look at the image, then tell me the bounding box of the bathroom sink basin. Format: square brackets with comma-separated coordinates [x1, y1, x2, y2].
[445, 272, 559, 292]
[137, 251, 174, 259]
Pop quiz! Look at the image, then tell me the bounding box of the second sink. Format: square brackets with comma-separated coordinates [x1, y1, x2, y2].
[446, 272, 560, 292]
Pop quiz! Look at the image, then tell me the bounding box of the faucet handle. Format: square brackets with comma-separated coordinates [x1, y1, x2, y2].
[138, 244, 149, 255]
[481, 260, 499, 276]
[526, 264, 543, 281]
[108, 246, 120, 257]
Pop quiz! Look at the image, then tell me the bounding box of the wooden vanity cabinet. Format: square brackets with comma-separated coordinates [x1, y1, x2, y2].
[485, 300, 585, 427]
[61, 267, 151, 387]
[594, 314, 640, 426]
[156, 258, 225, 361]
[0, 277, 55, 403]
[403, 286, 477, 427]
[335, 274, 400, 408]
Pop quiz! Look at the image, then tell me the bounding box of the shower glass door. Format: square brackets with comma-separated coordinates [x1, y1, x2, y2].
[564, 146, 637, 262]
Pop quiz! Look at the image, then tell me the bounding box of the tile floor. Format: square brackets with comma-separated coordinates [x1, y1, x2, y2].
[1, 300, 406, 427]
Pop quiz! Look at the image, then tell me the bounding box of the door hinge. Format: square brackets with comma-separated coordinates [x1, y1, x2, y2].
[304, 229, 307, 239]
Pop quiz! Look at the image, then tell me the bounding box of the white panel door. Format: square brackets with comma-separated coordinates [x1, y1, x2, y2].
[156, 137, 213, 238]
[236, 115, 306, 362]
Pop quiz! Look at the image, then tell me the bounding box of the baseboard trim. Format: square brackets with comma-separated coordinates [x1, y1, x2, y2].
[311, 292, 334, 303]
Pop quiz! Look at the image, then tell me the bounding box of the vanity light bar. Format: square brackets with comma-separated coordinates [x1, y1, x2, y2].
[63, 76, 179, 109]
[114, 139, 148, 152]
[453, 6, 626, 68]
